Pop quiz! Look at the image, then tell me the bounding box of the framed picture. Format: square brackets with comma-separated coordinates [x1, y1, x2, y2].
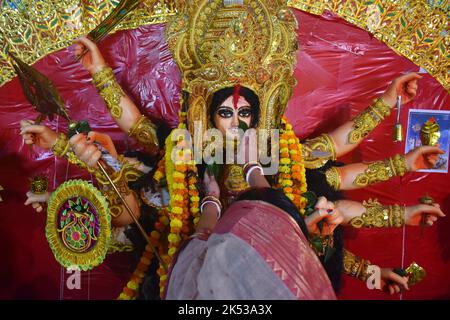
[405, 109, 450, 173]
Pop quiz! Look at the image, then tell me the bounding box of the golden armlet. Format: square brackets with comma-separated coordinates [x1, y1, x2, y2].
[128, 115, 159, 149]
[51, 133, 70, 157]
[92, 66, 125, 120]
[349, 199, 405, 228]
[302, 133, 337, 169]
[348, 98, 391, 144]
[325, 166, 341, 191]
[354, 154, 407, 187]
[95, 158, 144, 218]
[343, 249, 371, 282]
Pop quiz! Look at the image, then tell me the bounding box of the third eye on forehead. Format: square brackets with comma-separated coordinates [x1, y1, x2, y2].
[217, 106, 252, 118]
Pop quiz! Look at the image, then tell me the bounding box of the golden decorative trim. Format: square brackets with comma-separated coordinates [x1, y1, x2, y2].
[0, 0, 178, 87]
[51, 132, 70, 158]
[350, 198, 405, 228]
[302, 133, 337, 169]
[92, 66, 125, 120]
[348, 98, 391, 144]
[128, 115, 159, 149]
[354, 154, 407, 187]
[166, 0, 298, 133]
[343, 249, 371, 282]
[96, 158, 144, 218]
[288, 0, 449, 92]
[325, 166, 341, 191]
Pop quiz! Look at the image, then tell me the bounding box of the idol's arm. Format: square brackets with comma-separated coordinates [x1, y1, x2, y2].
[328, 72, 421, 157]
[323, 145, 443, 191]
[74, 37, 159, 155]
[334, 199, 445, 228]
[343, 249, 410, 294]
[302, 73, 422, 169]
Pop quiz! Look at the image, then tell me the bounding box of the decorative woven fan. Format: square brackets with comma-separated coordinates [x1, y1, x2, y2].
[46, 180, 111, 271]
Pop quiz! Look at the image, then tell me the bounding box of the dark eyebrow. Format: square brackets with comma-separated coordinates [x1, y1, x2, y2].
[217, 106, 234, 110]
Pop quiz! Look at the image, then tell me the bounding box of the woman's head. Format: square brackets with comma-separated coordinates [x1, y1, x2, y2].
[209, 86, 260, 137]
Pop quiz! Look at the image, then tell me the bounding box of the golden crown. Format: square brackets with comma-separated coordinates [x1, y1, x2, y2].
[166, 0, 298, 134]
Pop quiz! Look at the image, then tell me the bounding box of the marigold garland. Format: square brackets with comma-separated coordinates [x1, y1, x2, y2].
[279, 117, 308, 216]
[157, 110, 201, 297]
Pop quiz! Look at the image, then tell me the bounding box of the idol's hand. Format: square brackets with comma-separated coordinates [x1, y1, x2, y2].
[405, 203, 445, 227]
[24, 191, 50, 213]
[305, 197, 344, 236]
[380, 267, 410, 295]
[405, 145, 445, 171]
[74, 36, 107, 75]
[381, 72, 422, 107]
[20, 120, 58, 150]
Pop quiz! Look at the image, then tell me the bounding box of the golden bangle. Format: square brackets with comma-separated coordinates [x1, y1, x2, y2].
[354, 154, 407, 187]
[349, 199, 405, 228]
[302, 133, 337, 169]
[343, 249, 371, 282]
[128, 115, 159, 149]
[348, 98, 391, 144]
[51, 133, 70, 158]
[325, 166, 341, 191]
[92, 66, 125, 120]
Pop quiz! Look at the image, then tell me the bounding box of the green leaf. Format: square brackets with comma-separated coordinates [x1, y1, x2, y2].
[301, 191, 318, 216]
[238, 119, 248, 131]
[310, 236, 323, 253]
[440, 44, 446, 54]
[364, 1, 374, 4]
[400, 17, 406, 27]
[424, 38, 433, 43]
[387, 12, 395, 17]
[377, 4, 384, 13]
[24, 28, 32, 40]
[207, 163, 221, 181]
[417, 29, 423, 39]
[50, 18, 58, 28]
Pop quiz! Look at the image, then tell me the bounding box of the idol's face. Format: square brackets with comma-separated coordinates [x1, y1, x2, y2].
[213, 95, 253, 138]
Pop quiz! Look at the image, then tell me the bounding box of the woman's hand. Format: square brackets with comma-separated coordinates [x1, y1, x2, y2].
[380, 267, 410, 295]
[381, 72, 422, 107]
[74, 36, 107, 75]
[20, 120, 58, 150]
[405, 203, 445, 226]
[24, 191, 50, 213]
[305, 197, 344, 236]
[405, 145, 445, 171]
[203, 170, 220, 198]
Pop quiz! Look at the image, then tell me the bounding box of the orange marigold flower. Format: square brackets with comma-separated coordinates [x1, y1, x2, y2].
[123, 287, 135, 297]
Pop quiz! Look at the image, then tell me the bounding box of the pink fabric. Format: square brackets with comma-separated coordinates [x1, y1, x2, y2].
[215, 200, 336, 300]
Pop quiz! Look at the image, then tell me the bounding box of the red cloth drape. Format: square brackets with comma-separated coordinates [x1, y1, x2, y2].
[0, 9, 448, 299]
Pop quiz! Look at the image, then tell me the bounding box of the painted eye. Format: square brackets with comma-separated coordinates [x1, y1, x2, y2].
[238, 107, 252, 118]
[217, 108, 233, 118]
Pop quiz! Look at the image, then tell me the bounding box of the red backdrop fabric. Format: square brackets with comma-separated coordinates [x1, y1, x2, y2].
[0, 9, 448, 299]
